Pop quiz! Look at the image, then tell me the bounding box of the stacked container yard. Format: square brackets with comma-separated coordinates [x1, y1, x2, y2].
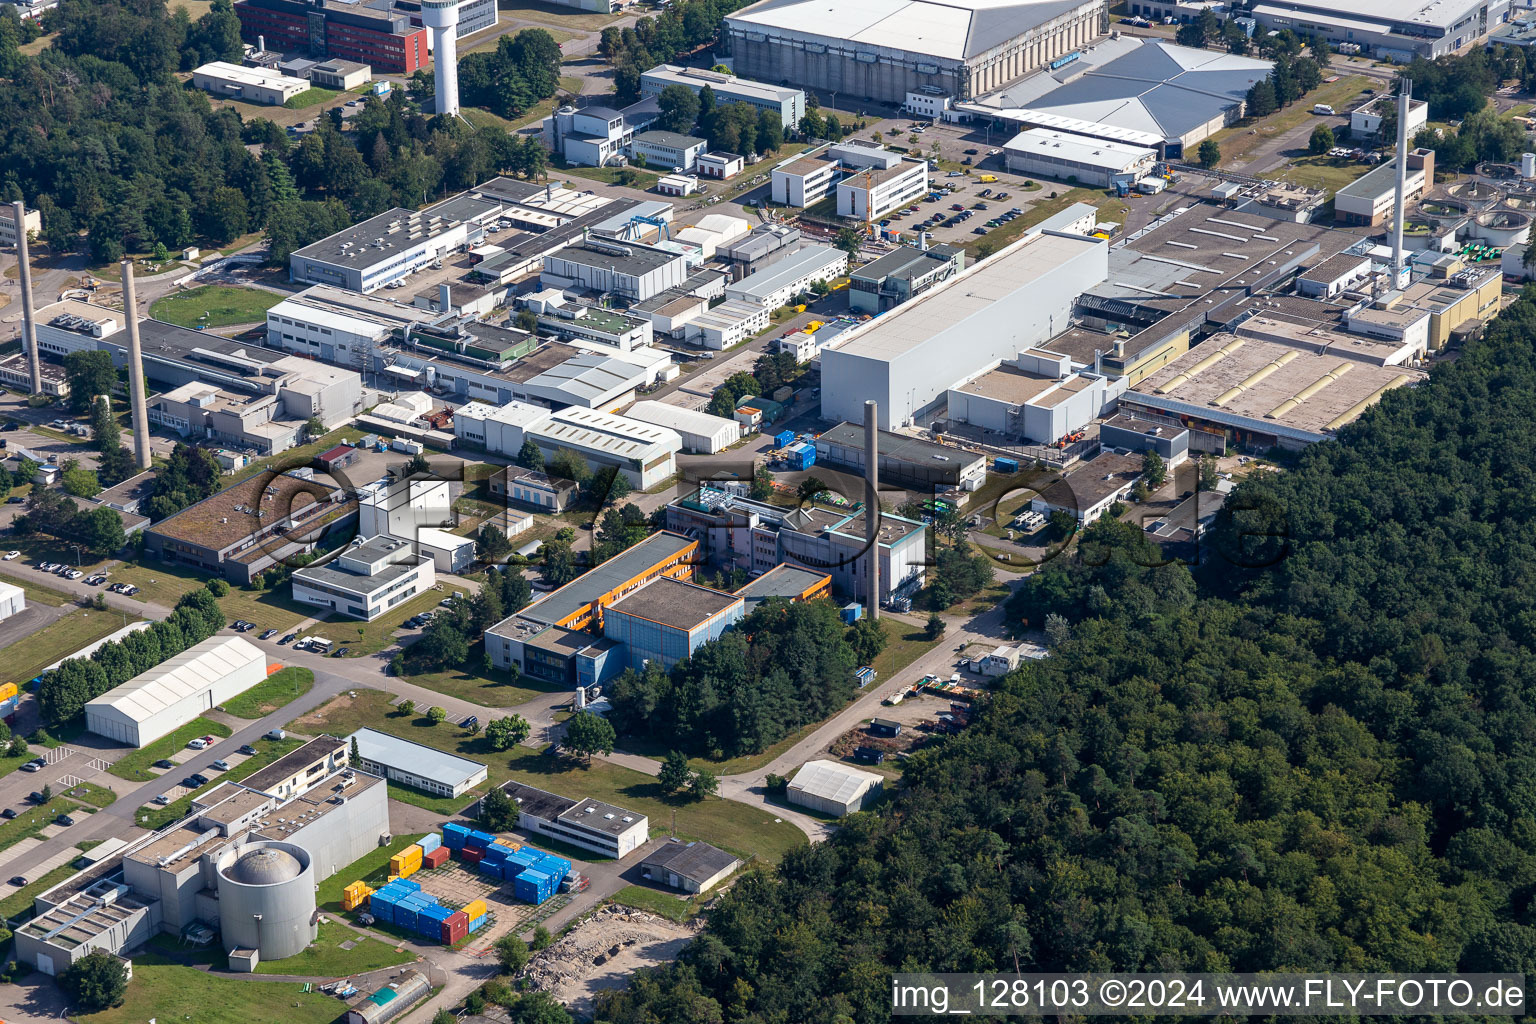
[443, 823, 470, 850]
[442, 908, 469, 944]
[390, 843, 423, 879]
[418, 834, 442, 855]
[342, 881, 375, 911]
[464, 898, 488, 932]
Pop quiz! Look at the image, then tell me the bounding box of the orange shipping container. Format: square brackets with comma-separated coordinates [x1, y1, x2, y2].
[463, 899, 487, 921]
[423, 846, 449, 869]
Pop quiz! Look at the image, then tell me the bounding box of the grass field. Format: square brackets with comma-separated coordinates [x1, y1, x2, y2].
[558, 164, 662, 189]
[293, 690, 806, 862]
[109, 718, 232, 782]
[9, 608, 143, 685]
[316, 832, 427, 913]
[63, 780, 118, 809]
[305, 582, 471, 656]
[283, 86, 347, 109]
[134, 735, 305, 830]
[0, 570, 71, 607]
[0, 794, 91, 854]
[1273, 154, 1376, 196]
[148, 285, 285, 329]
[108, 559, 320, 633]
[76, 965, 349, 1024]
[253, 919, 416, 975]
[223, 667, 315, 719]
[400, 662, 562, 709]
[0, 862, 79, 919]
[608, 885, 699, 922]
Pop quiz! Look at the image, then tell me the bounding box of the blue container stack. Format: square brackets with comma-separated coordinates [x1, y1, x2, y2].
[514, 869, 555, 905]
[418, 833, 442, 855]
[443, 823, 470, 850]
[466, 830, 495, 850]
[478, 842, 511, 880]
[417, 903, 453, 939]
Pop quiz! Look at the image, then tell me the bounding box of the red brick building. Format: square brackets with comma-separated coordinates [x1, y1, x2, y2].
[233, 0, 428, 74]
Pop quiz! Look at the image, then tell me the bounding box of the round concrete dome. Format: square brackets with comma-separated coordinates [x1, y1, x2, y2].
[225, 846, 303, 885]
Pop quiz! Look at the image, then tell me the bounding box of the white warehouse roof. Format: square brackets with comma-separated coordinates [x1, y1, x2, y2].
[788, 759, 883, 802]
[86, 636, 267, 724]
[625, 400, 742, 441]
[1004, 128, 1158, 170]
[529, 406, 683, 461]
[727, 245, 846, 305]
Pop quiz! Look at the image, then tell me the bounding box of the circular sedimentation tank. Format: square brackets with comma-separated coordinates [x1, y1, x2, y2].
[1478, 162, 1520, 180]
[1448, 181, 1501, 204]
[1418, 198, 1468, 220]
[1504, 193, 1536, 210]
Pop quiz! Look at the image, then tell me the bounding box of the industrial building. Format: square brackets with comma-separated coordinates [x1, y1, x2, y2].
[786, 759, 883, 816]
[640, 64, 804, 127]
[814, 422, 988, 490]
[308, 59, 372, 90]
[289, 204, 483, 293]
[530, 406, 682, 488]
[1100, 411, 1190, 464]
[1124, 331, 1429, 448]
[348, 727, 489, 797]
[498, 781, 649, 858]
[541, 238, 692, 303]
[665, 487, 928, 607]
[534, 303, 653, 354]
[718, 223, 802, 281]
[544, 105, 635, 167]
[1351, 94, 1429, 142]
[820, 229, 1108, 430]
[1031, 450, 1145, 522]
[485, 531, 698, 677]
[0, 202, 40, 250]
[770, 140, 908, 209]
[142, 469, 357, 585]
[491, 465, 579, 512]
[1335, 149, 1436, 226]
[83, 637, 269, 748]
[356, 477, 475, 573]
[234, 0, 429, 73]
[1250, 0, 1509, 59]
[191, 61, 310, 105]
[640, 840, 741, 893]
[733, 563, 832, 615]
[724, 0, 1107, 105]
[15, 738, 384, 975]
[945, 350, 1120, 444]
[847, 243, 964, 314]
[628, 130, 708, 172]
[291, 536, 437, 621]
[602, 576, 745, 670]
[624, 400, 742, 453]
[0, 580, 24, 624]
[688, 299, 772, 349]
[1003, 128, 1158, 187]
[837, 159, 931, 221]
[968, 38, 1273, 156]
[725, 245, 847, 309]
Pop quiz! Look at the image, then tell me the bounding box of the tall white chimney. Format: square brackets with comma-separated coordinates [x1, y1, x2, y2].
[1391, 80, 1412, 288]
[421, 0, 461, 117]
[864, 399, 880, 622]
[13, 201, 41, 395]
[120, 260, 152, 470]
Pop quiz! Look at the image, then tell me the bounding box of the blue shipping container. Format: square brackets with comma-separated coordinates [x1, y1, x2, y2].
[994, 456, 1019, 473]
[535, 854, 572, 880]
[418, 834, 442, 855]
[466, 831, 494, 849]
[774, 429, 794, 448]
[478, 862, 503, 880]
[468, 914, 488, 932]
[397, 879, 422, 894]
[841, 602, 861, 624]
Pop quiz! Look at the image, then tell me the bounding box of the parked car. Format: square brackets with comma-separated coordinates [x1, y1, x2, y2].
[266, 728, 286, 741]
[211, 760, 231, 771]
[0, 809, 15, 820]
[8, 876, 25, 886]
[335, 647, 350, 657]
[259, 629, 278, 640]
[28, 791, 43, 804]
[55, 814, 74, 827]
[2, 551, 18, 560]
[199, 735, 218, 746]
[85, 574, 107, 585]
[189, 773, 209, 787]
[65, 569, 83, 580]
[153, 759, 175, 770]
[182, 776, 200, 788]
[238, 744, 257, 755]
[187, 738, 208, 750]
[18, 762, 39, 773]
[461, 716, 479, 729]
[280, 633, 297, 645]
[964, 148, 978, 155]
[153, 794, 170, 805]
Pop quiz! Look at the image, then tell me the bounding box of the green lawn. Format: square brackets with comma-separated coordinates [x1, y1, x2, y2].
[463, 22, 576, 52]
[108, 559, 319, 632]
[609, 885, 699, 922]
[293, 690, 806, 863]
[1272, 154, 1376, 196]
[304, 581, 471, 655]
[134, 736, 304, 830]
[253, 919, 416, 975]
[1209, 75, 1372, 167]
[316, 832, 427, 913]
[0, 862, 78, 919]
[109, 718, 233, 782]
[557, 164, 662, 189]
[76, 965, 350, 1024]
[283, 85, 347, 109]
[63, 780, 118, 809]
[222, 667, 315, 719]
[400, 661, 564, 709]
[147, 285, 285, 329]
[10, 608, 144, 687]
[0, 533, 112, 574]
[496, 0, 621, 29]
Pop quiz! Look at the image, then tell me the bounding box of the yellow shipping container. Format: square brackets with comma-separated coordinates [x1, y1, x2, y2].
[0, 682, 16, 703]
[463, 899, 488, 920]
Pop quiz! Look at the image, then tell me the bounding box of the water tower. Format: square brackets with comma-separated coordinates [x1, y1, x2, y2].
[421, 0, 461, 117]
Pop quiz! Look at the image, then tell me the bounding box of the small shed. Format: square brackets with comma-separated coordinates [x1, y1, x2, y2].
[315, 444, 359, 471]
[868, 718, 902, 738]
[640, 839, 741, 893]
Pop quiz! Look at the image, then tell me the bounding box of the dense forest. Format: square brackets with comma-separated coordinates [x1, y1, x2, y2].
[595, 290, 1536, 1022]
[0, 0, 561, 262]
[596, 0, 754, 104]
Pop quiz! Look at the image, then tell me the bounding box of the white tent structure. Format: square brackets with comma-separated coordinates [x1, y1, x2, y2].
[0, 580, 24, 624]
[786, 759, 884, 816]
[85, 636, 269, 747]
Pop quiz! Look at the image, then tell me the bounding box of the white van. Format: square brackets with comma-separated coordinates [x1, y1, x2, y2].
[1313, 104, 1336, 115]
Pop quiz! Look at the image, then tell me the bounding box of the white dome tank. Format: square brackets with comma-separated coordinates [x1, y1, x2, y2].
[217, 840, 317, 961]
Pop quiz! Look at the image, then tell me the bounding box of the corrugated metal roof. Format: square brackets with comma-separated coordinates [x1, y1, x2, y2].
[85, 637, 266, 724]
[348, 727, 487, 788]
[788, 759, 882, 803]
